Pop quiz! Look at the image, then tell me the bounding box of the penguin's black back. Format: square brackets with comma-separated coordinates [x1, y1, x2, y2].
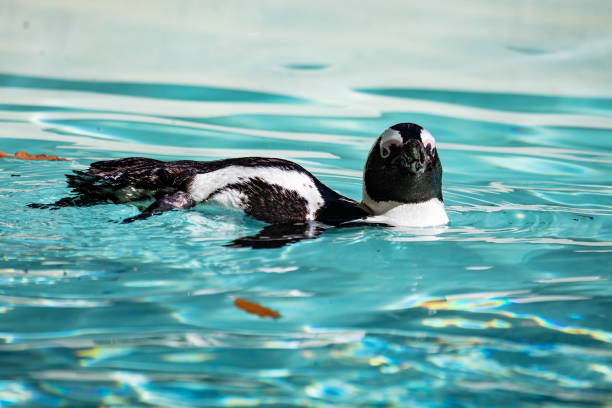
[66, 157, 369, 225]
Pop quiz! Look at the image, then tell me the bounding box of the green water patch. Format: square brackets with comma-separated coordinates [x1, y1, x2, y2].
[183, 114, 376, 137]
[194, 111, 612, 149]
[0, 104, 78, 112]
[185, 112, 540, 146]
[0, 73, 308, 104]
[355, 88, 612, 116]
[38, 118, 340, 152]
[284, 64, 329, 70]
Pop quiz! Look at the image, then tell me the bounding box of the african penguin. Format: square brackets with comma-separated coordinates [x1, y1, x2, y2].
[29, 123, 448, 247]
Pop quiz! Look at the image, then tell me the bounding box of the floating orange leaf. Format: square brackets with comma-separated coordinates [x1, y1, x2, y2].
[0, 150, 70, 161]
[234, 298, 280, 319]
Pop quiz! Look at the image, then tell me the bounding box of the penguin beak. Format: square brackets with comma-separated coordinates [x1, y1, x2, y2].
[391, 139, 427, 174]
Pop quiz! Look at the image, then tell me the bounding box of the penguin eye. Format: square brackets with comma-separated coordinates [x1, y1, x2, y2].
[378, 128, 403, 159]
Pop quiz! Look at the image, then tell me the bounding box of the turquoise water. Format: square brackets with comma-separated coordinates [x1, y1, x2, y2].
[0, 72, 611, 407]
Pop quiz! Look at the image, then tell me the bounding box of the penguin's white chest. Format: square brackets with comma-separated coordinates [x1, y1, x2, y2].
[364, 198, 448, 227]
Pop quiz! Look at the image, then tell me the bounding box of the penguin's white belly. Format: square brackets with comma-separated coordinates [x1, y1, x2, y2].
[189, 166, 325, 220]
[208, 188, 248, 211]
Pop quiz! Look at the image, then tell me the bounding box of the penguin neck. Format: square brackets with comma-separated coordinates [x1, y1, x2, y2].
[360, 190, 448, 227]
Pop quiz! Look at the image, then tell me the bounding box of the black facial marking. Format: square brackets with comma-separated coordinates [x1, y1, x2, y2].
[365, 123, 443, 204]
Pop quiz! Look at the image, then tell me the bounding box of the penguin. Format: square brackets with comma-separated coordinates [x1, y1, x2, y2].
[29, 123, 448, 248]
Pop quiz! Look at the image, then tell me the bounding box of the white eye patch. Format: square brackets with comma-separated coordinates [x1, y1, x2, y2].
[420, 128, 436, 151]
[379, 128, 403, 158]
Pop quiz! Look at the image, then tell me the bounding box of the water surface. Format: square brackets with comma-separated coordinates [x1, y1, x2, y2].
[0, 70, 610, 406]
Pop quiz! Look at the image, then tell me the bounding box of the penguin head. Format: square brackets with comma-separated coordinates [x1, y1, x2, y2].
[362, 123, 443, 214]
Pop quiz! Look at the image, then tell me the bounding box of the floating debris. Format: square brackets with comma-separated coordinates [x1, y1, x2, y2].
[0, 150, 70, 161]
[234, 297, 280, 319]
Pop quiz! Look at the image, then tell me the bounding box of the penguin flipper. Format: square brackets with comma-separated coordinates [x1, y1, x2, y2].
[228, 222, 326, 249]
[121, 191, 195, 223]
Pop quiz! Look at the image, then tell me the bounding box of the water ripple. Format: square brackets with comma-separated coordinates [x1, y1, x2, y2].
[0, 73, 611, 407]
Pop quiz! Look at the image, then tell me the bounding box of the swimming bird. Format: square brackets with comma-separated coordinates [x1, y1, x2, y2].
[29, 123, 448, 247]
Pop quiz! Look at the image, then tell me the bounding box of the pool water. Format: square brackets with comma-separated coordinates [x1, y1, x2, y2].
[1, 2, 612, 405]
[0, 73, 610, 406]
